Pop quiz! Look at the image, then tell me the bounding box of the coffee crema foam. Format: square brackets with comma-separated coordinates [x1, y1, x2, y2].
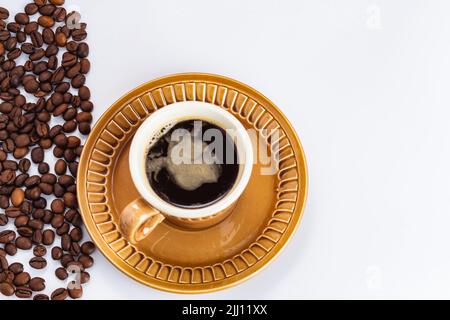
[145, 120, 239, 208]
[146, 134, 222, 191]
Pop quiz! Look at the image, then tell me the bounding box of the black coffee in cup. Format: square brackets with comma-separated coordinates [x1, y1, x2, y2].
[145, 119, 240, 208]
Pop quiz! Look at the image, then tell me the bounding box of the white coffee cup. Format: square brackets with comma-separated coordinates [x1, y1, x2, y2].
[119, 101, 254, 244]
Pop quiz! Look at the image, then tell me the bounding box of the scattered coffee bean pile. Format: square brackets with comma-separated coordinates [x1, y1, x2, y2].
[0, 0, 95, 300]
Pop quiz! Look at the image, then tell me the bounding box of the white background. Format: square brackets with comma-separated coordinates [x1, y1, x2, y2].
[2, 0, 450, 300]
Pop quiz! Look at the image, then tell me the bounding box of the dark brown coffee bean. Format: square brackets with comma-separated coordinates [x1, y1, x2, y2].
[0, 7, 9, 20]
[15, 286, 32, 298]
[17, 226, 33, 237]
[39, 182, 53, 195]
[78, 86, 90, 100]
[14, 215, 29, 228]
[77, 42, 89, 58]
[5, 243, 17, 256]
[51, 287, 68, 300]
[33, 245, 47, 257]
[0, 255, 8, 270]
[0, 282, 14, 296]
[29, 277, 45, 291]
[59, 174, 74, 186]
[8, 262, 23, 274]
[60, 233, 71, 251]
[51, 246, 63, 260]
[25, 3, 39, 15]
[0, 195, 9, 209]
[55, 267, 68, 280]
[61, 52, 76, 67]
[30, 31, 43, 48]
[41, 173, 56, 184]
[24, 77, 39, 93]
[31, 146, 44, 163]
[42, 27, 54, 44]
[38, 162, 49, 174]
[51, 214, 64, 228]
[78, 122, 91, 135]
[30, 257, 47, 269]
[60, 253, 73, 267]
[56, 222, 70, 236]
[63, 192, 77, 208]
[53, 7, 66, 22]
[71, 74, 85, 88]
[5, 207, 20, 218]
[33, 294, 49, 300]
[81, 241, 96, 255]
[16, 236, 32, 250]
[8, 263, 23, 275]
[18, 158, 31, 173]
[78, 255, 93, 269]
[54, 159, 66, 175]
[15, 13, 30, 25]
[0, 230, 16, 243]
[42, 229, 55, 245]
[13, 271, 30, 286]
[51, 198, 65, 214]
[0, 214, 8, 226]
[29, 219, 44, 230]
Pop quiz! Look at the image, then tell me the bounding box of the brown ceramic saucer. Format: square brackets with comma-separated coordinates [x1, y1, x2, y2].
[77, 73, 308, 293]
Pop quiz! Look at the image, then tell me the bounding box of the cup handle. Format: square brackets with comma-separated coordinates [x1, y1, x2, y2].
[119, 198, 165, 244]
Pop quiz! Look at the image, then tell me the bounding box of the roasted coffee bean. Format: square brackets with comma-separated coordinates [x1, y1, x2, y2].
[55, 266, 68, 280]
[0, 214, 8, 226]
[33, 245, 47, 257]
[0, 7, 9, 20]
[54, 159, 67, 174]
[29, 256, 47, 269]
[60, 253, 73, 267]
[69, 242, 80, 256]
[63, 192, 77, 208]
[0, 255, 8, 270]
[56, 222, 69, 235]
[25, 3, 39, 15]
[29, 277, 45, 291]
[78, 255, 93, 269]
[42, 229, 55, 245]
[61, 234, 71, 251]
[0, 230, 16, 243]
[29, 219, 44, 230]
[53, 7, 66, 22]
[18, 158, 31, 173]
[38, 15, 55, 27]
[78, 86, 90, 100]
[14, 215, 29, 228]
[33, 294, 49, 300]
[51, 287, 68, 300]
[16, 236, 32, 250]
[17, 226, 33, 237]
[51, 198, 65, 213]
[9, 262, 23, 274]
[15, 13, 29, 25]
[5, 243, 17, 256]
[38, 162, 49, 174]
[0, 195, 9, 208]
[78, 122, 91, 135]
[31, 146, 44, 162]
[51, 246, 63, 260]
[15, 286, 32, 298]
[13, 271, 30, 286]
[0, 282, 14, 296]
